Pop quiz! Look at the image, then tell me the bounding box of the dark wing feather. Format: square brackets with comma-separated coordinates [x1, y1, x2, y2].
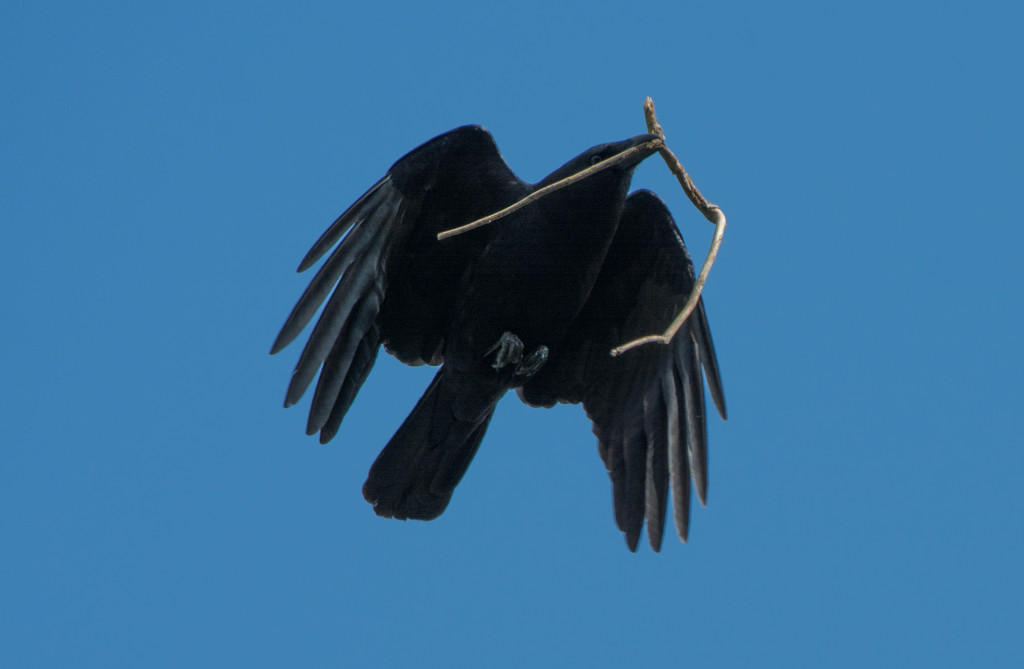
[272, 126, 529, 442]
[519, 189, 726, 551]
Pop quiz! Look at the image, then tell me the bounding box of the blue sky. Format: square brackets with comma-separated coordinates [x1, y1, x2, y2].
[3, 1, 1022, 667]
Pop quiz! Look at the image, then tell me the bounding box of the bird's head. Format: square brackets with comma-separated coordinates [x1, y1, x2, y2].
[537, 133, 662, 189]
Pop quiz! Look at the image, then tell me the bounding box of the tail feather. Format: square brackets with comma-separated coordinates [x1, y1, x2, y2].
[363, 368, 498, 521]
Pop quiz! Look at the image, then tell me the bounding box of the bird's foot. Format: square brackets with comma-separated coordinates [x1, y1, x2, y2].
[486, 332, 548, 377]
[486, 332, 524, 370]
[515, 345, 548, 377]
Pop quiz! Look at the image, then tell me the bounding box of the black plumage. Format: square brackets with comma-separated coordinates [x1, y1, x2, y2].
[272, 125, 726, 551]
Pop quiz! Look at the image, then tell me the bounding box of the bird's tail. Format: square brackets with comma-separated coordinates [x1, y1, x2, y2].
[362, 367, 499, 521]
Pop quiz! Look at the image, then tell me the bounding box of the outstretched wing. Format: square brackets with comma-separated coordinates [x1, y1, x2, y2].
[272, 126, 529, 443]
[519, 189, 727, 552]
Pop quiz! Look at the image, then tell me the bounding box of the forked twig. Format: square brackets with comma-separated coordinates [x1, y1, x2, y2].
[436, 137, 663, 241]
[611, 98, 726, 356]
[436, 97, 726, 357]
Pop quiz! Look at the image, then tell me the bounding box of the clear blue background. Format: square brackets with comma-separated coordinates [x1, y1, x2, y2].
[3, 1, 1021, 667]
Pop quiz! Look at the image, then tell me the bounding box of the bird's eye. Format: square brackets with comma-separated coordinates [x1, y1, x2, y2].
[589, 153, 605, 166]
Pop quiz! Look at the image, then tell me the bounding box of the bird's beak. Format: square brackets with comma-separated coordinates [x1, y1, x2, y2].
[615, 133, 663, 169]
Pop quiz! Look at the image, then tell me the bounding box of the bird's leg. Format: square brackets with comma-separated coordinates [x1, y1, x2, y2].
[485, 332, 549, 377]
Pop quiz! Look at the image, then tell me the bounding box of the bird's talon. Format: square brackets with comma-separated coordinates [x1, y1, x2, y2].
[486, 332, 524, 370]
[515, 345, 549, 377]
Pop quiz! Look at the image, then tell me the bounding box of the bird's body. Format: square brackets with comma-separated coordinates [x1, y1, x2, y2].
[272, 125, 726, 551]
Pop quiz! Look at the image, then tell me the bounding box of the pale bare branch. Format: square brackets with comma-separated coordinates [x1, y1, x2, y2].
[610, 98, 727, 357]
[437, 97, 727, 359]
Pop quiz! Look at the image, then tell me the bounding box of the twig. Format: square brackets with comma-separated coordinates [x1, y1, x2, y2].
[437, 138, 663, 241]
[642, 98, 723, 225]
[436, 98, 726, 358]
[610, 98, 727, 357]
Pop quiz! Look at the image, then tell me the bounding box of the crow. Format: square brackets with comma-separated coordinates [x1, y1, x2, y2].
[271, 125, 726, 551]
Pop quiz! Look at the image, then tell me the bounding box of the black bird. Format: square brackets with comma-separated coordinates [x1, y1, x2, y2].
[271, 125, 726, 551]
